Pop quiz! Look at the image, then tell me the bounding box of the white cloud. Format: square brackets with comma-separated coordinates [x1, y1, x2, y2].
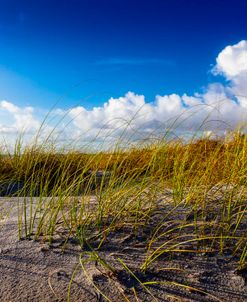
[214, 40, 247, 109]
[0, 100, 40, 134]
[0, 40, 247, 149]
[214, 40, 247, 78]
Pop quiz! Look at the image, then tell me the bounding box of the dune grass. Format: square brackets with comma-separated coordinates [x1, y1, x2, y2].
[0, 126, 247, 300]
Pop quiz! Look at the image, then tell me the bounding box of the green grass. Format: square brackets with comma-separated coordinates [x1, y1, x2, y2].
[0, 121, 246, 301]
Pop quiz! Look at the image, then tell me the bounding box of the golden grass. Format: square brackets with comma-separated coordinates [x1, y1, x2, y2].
[0, 128, 246, 300]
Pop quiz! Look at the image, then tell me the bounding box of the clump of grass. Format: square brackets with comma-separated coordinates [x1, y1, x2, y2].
[0, 130, 246, 235]
[0, 116, 246, 300]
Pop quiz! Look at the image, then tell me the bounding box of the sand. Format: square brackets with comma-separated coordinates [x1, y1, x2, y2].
[0, 197, 247, 302]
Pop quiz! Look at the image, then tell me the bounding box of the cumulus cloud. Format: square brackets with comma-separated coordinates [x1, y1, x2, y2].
[0, 40, 247, 149]
[214, 40, 247, 109]
[214, 40, 247, 78]
[0, 100, 40, 134]
[67, 40, 247, 140]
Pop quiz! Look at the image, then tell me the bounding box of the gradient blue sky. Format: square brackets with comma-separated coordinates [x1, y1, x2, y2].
[0, 0, 246, 110]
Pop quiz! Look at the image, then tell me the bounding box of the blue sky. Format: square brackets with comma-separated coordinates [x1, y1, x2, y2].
[0, 0, 247, 148]
[0, 0, 246, 110]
